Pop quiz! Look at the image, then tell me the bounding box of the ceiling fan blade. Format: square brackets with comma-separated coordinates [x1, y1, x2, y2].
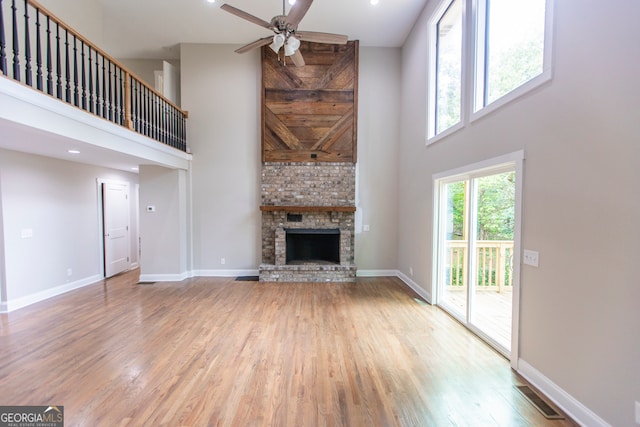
[220, 4, 273, 30]
[289, 49, 306, 67]
[286, 0, 313, 28]
[235, 36, 274, 54]
[296, 31, 348, 45]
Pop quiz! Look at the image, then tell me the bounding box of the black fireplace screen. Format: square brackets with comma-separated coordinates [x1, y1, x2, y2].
[285, 228, 340, 264]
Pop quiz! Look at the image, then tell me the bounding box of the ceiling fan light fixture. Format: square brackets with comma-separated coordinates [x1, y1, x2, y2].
[270, 33, 285, 53]
[284, 35, 300, 56]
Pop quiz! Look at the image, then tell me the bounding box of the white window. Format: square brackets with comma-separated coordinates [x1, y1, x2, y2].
[475, 0, 547, 111]
[427, 0, 553, 143]
[434, 0, 463, 135]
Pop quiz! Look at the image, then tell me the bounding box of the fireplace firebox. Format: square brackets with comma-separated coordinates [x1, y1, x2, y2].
[285, 229, 340, 265]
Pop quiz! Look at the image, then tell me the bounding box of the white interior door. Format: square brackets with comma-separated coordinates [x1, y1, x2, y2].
[103, 182, 131, 278]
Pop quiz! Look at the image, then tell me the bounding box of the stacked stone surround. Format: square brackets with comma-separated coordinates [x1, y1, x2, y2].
[260, 162, 356, 282]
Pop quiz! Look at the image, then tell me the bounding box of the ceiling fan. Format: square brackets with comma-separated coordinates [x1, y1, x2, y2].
[220, 0, 349, 66]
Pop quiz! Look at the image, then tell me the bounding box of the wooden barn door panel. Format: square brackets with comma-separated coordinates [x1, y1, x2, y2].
[262, 41, 358, 163]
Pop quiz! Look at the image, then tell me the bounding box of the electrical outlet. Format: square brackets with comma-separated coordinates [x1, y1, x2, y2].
[409, 267, 414, 276]
[523, 249, 539, 267]
[635, 401, 640, 424]
[363, 224, 370, 232]
[67, 268, 73, 277]
[220, 257, 226, 265]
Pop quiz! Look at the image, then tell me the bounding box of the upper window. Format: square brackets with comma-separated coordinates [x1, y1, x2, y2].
[428, 0, 552, 143]
[435, 0, 463, 135]
[475, 0, 546, 109]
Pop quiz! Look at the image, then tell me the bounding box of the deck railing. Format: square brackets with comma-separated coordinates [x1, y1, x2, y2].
[0, 0, 187, 151]
[446, 240, 514, 292]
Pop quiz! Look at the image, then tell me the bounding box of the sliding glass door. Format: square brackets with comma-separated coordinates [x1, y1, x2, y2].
[435, 163, 518, 357]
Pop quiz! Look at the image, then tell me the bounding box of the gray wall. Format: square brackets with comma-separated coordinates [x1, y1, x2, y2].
[139, 165, 188, 279]
[0, 149, 138, 307]
[37, 0, 103, 47]
[180, 44, 401, 274]
[398, 0, 640, 425]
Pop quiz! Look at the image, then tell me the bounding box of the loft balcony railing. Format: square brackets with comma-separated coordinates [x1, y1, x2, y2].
[0, 0, 188, 152]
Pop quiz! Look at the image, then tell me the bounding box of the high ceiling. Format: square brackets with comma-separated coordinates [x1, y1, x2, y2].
[98, 0, 429, 58]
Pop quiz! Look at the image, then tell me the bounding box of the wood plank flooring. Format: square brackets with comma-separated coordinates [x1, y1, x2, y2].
[0, 270, 576, 426]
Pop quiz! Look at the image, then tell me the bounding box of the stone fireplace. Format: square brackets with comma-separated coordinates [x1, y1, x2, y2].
[259, 162, 356, 282]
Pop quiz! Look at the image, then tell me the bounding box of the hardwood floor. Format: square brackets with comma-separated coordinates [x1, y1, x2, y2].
[0, 270, 576, 426]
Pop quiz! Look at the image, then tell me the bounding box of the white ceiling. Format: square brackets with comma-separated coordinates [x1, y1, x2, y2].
[99, 0, 430, 58]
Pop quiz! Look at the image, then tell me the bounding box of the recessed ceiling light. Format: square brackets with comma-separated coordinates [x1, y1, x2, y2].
[68, 150, 80, 154]
[370, 0, 379, 4]
[131, 167, 139, 171]
[289, 0, 296, 4]
[206, 0, 215, 3]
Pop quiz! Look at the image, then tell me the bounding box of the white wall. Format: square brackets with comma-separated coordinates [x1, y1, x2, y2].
[37, 0, 104, 47]
[180, 44, 401, 274]
[355, 47, 400, 271]
[180, 44, 262, 274]
[139, 165, 188, 280]
[398, 0, 640, 425]
[0, 149, 138, 311]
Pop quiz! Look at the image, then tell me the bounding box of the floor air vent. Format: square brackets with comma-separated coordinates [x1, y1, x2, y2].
[515, 385, 564, 419]
[235, 276, 259, 282]
[137, 281, 156, 285]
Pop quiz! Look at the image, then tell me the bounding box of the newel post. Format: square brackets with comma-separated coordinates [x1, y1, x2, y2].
[124, 71, 133, 129]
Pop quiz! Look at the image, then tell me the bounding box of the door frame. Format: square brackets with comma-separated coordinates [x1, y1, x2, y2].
[97, 179, 133, 278]
[431, 150, 524, 369]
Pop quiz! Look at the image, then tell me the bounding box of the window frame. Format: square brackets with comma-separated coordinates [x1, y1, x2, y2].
[426, 0, 555, 146]
[427, 0, 467, 144]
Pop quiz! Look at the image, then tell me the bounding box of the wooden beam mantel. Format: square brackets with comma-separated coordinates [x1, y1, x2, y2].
[260, 206, 356, 213]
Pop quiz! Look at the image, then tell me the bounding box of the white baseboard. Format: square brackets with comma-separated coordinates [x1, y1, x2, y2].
[139, 272, 191, 282]
[2, 274, 102, 313]
[517, 359, 611, 427]
[395, 271, 432, 304]
[356, 269, 397, 277]
[190, 269, 259, 278]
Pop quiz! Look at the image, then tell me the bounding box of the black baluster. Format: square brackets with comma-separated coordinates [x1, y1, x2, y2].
[35, 8, 42, 90]
[153, 95, 158, 140]
[147, 88, 158, 140]
[11, 0, 20, 80]
[180, 114, 186, 151]
[168, 106, 174, 147]
[112, 64, 118, 123]
[23, 0, 32, 86]
[94, 49, 99, 115]
[0, 0, 7, 75]
[73, 36, 78, 106]
[81, 41, 86, 110]
[162, 102, 167, 144]
[132, 79, 138, 131]
[55, 23, 62, 99]
[141, 84, 147, 135]
[87, 46, 93, 113]
[118, 68, 124, 125]
[45, 16, 52, 95]
[107, 60, 112, 121]
[101, 56, 106, 118]
[140, 85, 146, 134]
[64, 30, 70, 102]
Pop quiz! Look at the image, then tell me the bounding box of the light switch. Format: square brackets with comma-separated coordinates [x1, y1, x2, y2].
[523, 249, 539, 267]
[21, 229, 33, 239]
